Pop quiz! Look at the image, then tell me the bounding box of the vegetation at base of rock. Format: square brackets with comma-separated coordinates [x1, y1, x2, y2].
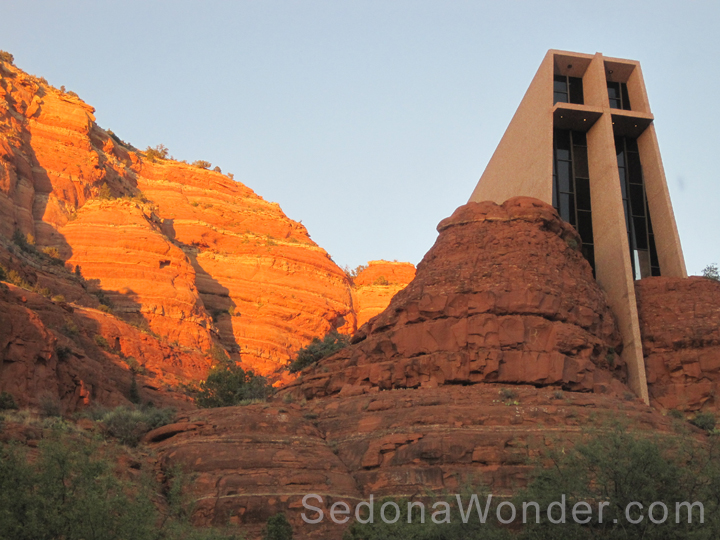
[263, 513, 294, 540]
[703, 264, 720, 281]
[0, 391, 18, 410]
[83, 405, 176, 446]
[288, 330, 350, 373]
[0, 432, 240, 540]
[691, 411, 716, 432]
[187, 353, 273, 408]
[345, 425, 720, 539]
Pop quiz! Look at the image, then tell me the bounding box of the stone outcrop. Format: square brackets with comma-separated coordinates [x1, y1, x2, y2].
[636, 276, 720, 411]
[284, 197, 627, 400]
[0, 57, 413, 388]
[150, 385, 675, 539]
[351, 260, 415, 327]
[0, 282, 204, 413]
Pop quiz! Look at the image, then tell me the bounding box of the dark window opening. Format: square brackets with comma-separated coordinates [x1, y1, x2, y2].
[554, 75, 584, 105]
[607, 81, 631, 110]
[615, 136, 660, 278]
[553, 129, 595, 274]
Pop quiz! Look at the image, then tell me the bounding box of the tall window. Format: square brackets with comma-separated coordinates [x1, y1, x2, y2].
[607, 81, 631, 110]
[554, 75, 584, 105]
[553, 129, 595, 272]
[615, 136, 660, 278]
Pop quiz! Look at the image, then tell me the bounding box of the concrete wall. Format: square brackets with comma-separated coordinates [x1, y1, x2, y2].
[469, 51, 554, 205]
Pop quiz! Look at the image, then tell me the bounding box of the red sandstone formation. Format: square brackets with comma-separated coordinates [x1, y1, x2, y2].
[351, 260, 416, 327]
[636, 276, 720, 412]
[284, 197, 627, 400]
[0, 57, 392, 386]
[0, 281, 203, 413]
[149, 385, 675, 539]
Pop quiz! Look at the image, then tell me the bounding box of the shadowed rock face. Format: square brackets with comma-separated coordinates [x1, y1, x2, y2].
[284, 197, 627, 400]
[637, 276, 720, 412]
[150, 385, 676, 540]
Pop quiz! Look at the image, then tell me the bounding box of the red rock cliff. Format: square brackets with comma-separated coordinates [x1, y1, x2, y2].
[0, 56, 370, 385]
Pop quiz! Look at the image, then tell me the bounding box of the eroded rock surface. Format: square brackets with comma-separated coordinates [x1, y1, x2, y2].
[284, 197, 627, 400]
[637, 276, 720, 411]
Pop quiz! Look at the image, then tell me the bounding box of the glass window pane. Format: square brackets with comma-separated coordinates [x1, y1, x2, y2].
[577, 210, 594, 243]
[576, 178, 591, 210]
[649, 235, 659, 267]
[619, 170, 627, 198]
[569, 77, 584, 104]
[623, 200, 631, 232]
[574, 146, 589, 178]
[630, 184, 645, 216]
[633, 216, 648, 249]
[621, 83, 631, 110]
[560, 193, 575, 224]
[554, 75, 568, 92]
[557, 161, 572, 192]
[626, 137, 639, 153]
[555, 130, 571, 151]
[627, 152, 642, 184]
[607, 82, 620, 108]
[554, 92, 568, 104]
[572, 131, 587, 146]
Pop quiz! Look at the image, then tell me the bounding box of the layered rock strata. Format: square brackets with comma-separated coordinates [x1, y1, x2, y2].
[351, 260, 416, 327]
[284, 197, 627, 400]
[0, 57, 368, 379]
[150, 385, 676, 539]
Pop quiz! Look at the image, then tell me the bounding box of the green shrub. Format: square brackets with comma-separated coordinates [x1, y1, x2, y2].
[99, 405, 175, 446]
[499, 388, 518, 401]
[56, 346, 72, 362]
[515, 423, 720, 539]
[373, 275, 389, 286]
[39, 394, 62, 418]
[0, 433, 237, 539]
[0, 264, 6, 281]
[94, 334, 109, 349]
[96, 183, 115, 200]
[129, 375, 141, 404]
[191, 356, 272, 408]
[691, 411, 716, 431]
[42, 246, 61, 259]
[6, 269, 30, 289]
[288, 331, 350, 373]
[668, 409, 684, 419]
[264, 513, 294, 540]
[144, 144, 169, 161]
[0, 50, 14, 64]
[343, 264, 368, 280]
[51, 294, 66, 303]
[703, 264, 720, 281]
[61, 319, 80, 338]
[192, 160, 212, 169]
[0, 391, 18, 410]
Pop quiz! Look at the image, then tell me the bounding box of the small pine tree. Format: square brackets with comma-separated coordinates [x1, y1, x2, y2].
[129, 375, 141, 405]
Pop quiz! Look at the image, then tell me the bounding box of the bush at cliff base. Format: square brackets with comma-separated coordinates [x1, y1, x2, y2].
[0, 431, 240, 540]
[344, 424, 720, 540]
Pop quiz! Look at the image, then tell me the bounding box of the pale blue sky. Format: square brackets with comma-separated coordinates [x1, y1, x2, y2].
[3, 1, 719, 274]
